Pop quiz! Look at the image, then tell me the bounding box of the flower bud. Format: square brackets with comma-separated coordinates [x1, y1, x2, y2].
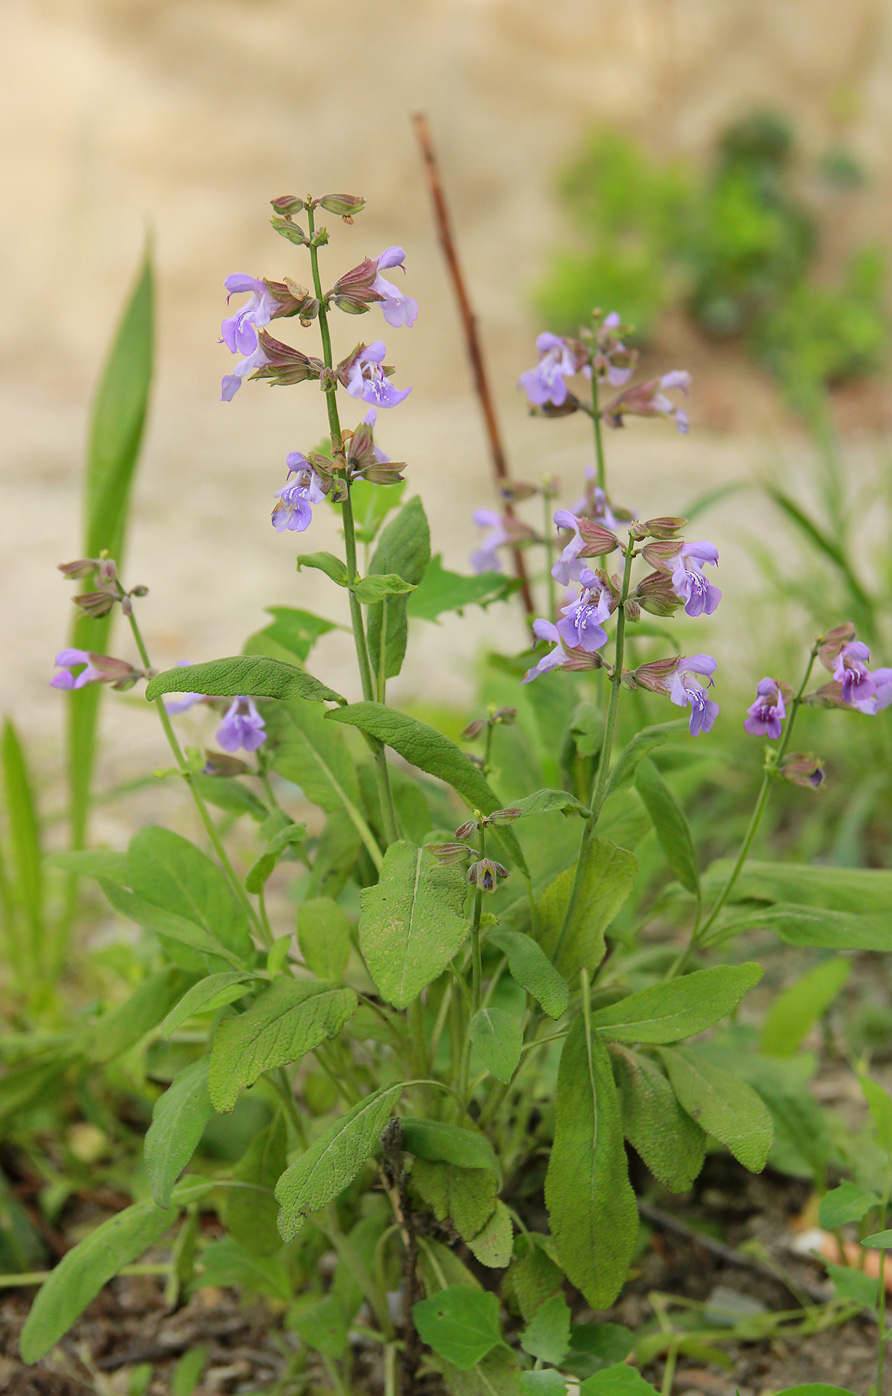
[130, 584, 150, 597]
[426, 841, 474, 865]
[489, 806, 522, 825]
[266, 278, 319, 322]
[779, 752, 825, 789]
[645, 517, 688, 539]
[270, 216, 309, 246]
[632, 656, 680, 694]
[271, 195, 306, 216]
[58, 558, 99, 580]
[817, 622, 858, 671]
[499, 480, 540, 502]
[202, 750, 250, 777]
[805, 681, 848, 709]
[454, 819, 478, 840]
[253, 332, 324, 387]
[641, 538, 683, 571]
[535, 393, 580, 417]
[623, 598, 641, 622]
[98, 558, 117, 584]
[575, 518, 621, 558]
[467, 858, 508, 892]
[461, 718, 488, 741]
[493, 707, 517, 725]
[635, 571, 683, 617]
[319, 193, 366, 219]
[72, 588, 118, 618]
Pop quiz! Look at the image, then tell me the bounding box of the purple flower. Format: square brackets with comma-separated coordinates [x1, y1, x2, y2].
[551, 509, 619, 586]
[50, 649, 103, 690]
[271, 455, 328, 533]
[216, 697, 266, 753]
[221, 274, 277, 355]
[518, 333, 581, 408]
[221, 338, 270, 403]
[590, 312, 636, 387]
[372, 248, 418, 328]
[521, 620, 570, 683]
[556, 570, 610, 652]
[670, 542, 721, 618]
[604, 370, 691, 434]
[744, 677, 787, 738]
[363, 408, 391, 465]
[470, 509, 509, 573]
[669, 655, 719, 736]
[344, 341, 411, 408]
[832, 641, 879, 711]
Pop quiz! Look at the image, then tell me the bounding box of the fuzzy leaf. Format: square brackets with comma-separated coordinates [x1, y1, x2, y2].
[92, 968, 195, 1062]
[488, 930, 569, 1020]
[467, 1200, 514, 1269]
[506, 788, 590, 820]
[634, 758, 699, 895]
[126, 826, 254, 966]
[545, 1017, 638, 1308]
[412, 1287, 503, 1370]
[358, 841, 470, 1008]
[605, 721, 688, 797]
[243, 605, 336, 664]
[520, 1292, 572, 1365]
[208, 979, 357, 1112]
[659, 1046, 772, 1172]
[470, 1007, 523, 1084]
[266, 697, 361, 814]
[298, 897, 352, 981]
[590, 964, 762, 1044]
[353, 572, 417, 603]
[295, 551, 349, 586]
[536, 840, 637, 979]
[160, 972, 257, 1038]
[245, 823, 307, 893]
[144, 1058, 214, 1207]
[366, 497, 431, 681]
[146, 656, 344, 707]
[760, 958, 850, 1056]
[412, 1158, 497, 1241]
[400, 1118, 500, 1178]
[407, 554, 516, 621]
[611, 1045, 706, 1193]
[225, 1115, 287, 1256]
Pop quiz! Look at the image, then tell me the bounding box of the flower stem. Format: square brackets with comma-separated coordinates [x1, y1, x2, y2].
[591, 369, 607, 493]
[543, 486, 557, 621]
[306, 204, 399, 847]
[123, 604, 267, 943]
[553, 540, 635, 966]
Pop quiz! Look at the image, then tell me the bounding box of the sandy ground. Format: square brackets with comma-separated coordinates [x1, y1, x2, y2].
[4, 0, 892, 785]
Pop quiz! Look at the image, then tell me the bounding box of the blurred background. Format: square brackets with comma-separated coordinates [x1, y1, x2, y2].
[5, 0, 892, 776]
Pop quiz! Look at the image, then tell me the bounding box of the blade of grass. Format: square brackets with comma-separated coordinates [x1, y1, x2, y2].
[1, 720, 43, 981]
[764, 483, 875, 637]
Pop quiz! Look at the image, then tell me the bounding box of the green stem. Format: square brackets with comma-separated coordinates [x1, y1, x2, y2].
[553, 541, 635, 966]
[459, 827, 485, 1101]
[591, 370, 607, 493]
[877, 1161, 892, 1396]
[543, 486, 556, 621]
[274, 1068, 308, 1148]
[125, 604, 265, 942]
[306, 203, 399, 848]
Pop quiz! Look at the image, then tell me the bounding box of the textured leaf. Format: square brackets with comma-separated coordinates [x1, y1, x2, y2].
[245, 823, 307, 893]
[400, 1119, 500, 1178]
[712, 902, 892, 952]
[351, 477, 406, 544]
[467, 1200, 514, 1268]
[288, 1294, 348, 1358]
[295, 550, 349, 586]
[590, 964, 762, 1044]
[20, 1182, 209, 1363]
[99, 879, 237, 966]
[93, 968, 195, 1062]
[243, 605, 336, 664]
[366, 496, 430, 681]
[438, 1348, 523, 1396]
[563, 1322, 634, 1380]
[266, 697, 361, 814]
[470, 1008, 523, 1084]
[353, 572, 417, 603]
[127, 826, 254, 966]
[412, 1158, 497, 1241]
[208, 979, 357, 1112]
[605, 721, 688, 797]
[327, 704, 527, 871]
[634, 758, 699, 895]
[488, 930, 569, 1020]
[819, 1182, 881, 1230]
[146, 656, 343, 707]
[225, 1114, 287, 1256]
[412, 1286, 502, 1370]
[659, 1046, 772, 1172]
[521, 1373, 568, 1395]
[580, 1367, 659, 1396]
[2, 721, 43, 970]
[276, 1084, 402, 1240]
[861, 1077, 892, 1153]
[520, 1292, 572, 1364]
[144, 1058, 214, 1207]
[407, 554, 516, 621]
[702, 860, 892, 915]
[298, 897, 352, 981]
[611, 1045, 706, 1193]
[160, 977, 256, 1044]
[536, 840, 637, 979]
[506, 1234, 564, 1323]
[545, 1017, 638, 1308]
[193, 1237, 290, 1301]
[506, 788, 590, 820]
[760, 958, 850, 1056]
[358, 841, 470, 1008]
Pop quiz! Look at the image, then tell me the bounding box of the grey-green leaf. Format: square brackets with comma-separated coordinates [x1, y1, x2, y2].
[536, 840, 637, 979]
[520, 1292, 572, 1365]
[412, 1287, 503, 1370]
[298, 897, 352, 981]
[702, 859, 892, 915]
[819, 1181, 881, 1230]
[467, 1200, 514, 1269]
[365, 496, 431, 681]
[146, 656, 344, 707]
[611, 1045, 706, 1193]
[144, 1057, 214, 1207]
[505, 789, 591, 820]
[126, 826, 254, 966]
[225, 1115, 287, 1257]
[760, 958, 850, 1057]
[590, 964, 762, 1044]
[659, 1046, 772, 1172]
[358, 841, 470, 1008]
[470, 1008, 523, 1084]
[92, 967, 195, 1062]
[245, 822, 308, 893]
[295, 550, 350, 586]
[266, 696, 361, 814]
[160, 972, 257, 1038]
[400, 1119, 500, 1178]
[545, 1017, 638, 1308]
[634, 758, 699, 895]
[606, 721, 689, 797]
[488, 930, 569, 1020]
[276, 1084, 403, 1240]
[99, 880, 240, 966]
[353, 572, 417, 603]
[208, 979, 357, 1112]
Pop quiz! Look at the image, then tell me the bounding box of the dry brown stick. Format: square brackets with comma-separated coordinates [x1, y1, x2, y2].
[412, 111, 536, 623]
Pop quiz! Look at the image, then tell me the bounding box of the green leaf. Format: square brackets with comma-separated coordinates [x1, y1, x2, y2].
[170, 1346, 208, 1396]
[276, 1083, 402, 1240]
[536, 841, 637, 979]
[580, 1367, 659, 1396]
[19, 1184, 209, 1363]
[470, 1008, 523, 1084]
[521, 1372, 568, 1394]
[770, 1388, 861, 1396]
[823, 1257, 878, 1310]
[243, 606, 336, 664]
[327, 704, 527, 872]
[92, 968, 194, 1062]
[605, 721, 689, 798]
[288, 1294, 348, 1358]
[100, 880, 240, 968]
[659, 1046, 772, 1172]
[505, 788, 591, 820]
[412, 1287, 503, 1370]
[488, 930, 569, 1020]
[611, 1045, 706, 1193]
[590, 964, 762, 1044]
[818, 1181, 882, 1230]
[760, 958, 850, 1056]
[295, 551, 349, 586]
[208, 979, 357, 1112]
[702, 860, 892, 915]
[67, 253, 153, 852]
[563, 1322, 634, 1380]
[146, 656, 344, 707]
[126, 826, 254, 966]
[407, 554, 517, 622]
[224, 1114, 287, 1257]
[144, 1057, 214, 1207]
[545, 1017, 638, 1309]
[437, 1348, 523, 1396]
[351, 477, 406, 544]
[634, 758, 699, 895]
[266, 697, 359, 813]
[506, 1234, 564, 1322]
[194, 1237, 290, 1301]
[861, 1077, 892, 1153]
[400, 1119, 500, 1179]
[358, 841, 470, 1008]
[192, 774, 268, 823]
[862, 1230, 892, 1248]
[412, 1159, 498, 1241]
[712, 902, 892, 952]
[1, 720, 43, 974]
[765, 483, 873, 622]
[245, 822, 308, 893]
[297, 897, 352, 981]
[365, 497, 431, 682]
[353, 572, 417, 603]
[466, 1200, 514, 1269]
[520, 1292, 572, 1364]
[49, 849, 128, 882]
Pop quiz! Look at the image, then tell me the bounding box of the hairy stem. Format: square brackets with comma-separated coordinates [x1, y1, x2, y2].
[591, 368, 607, 493]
